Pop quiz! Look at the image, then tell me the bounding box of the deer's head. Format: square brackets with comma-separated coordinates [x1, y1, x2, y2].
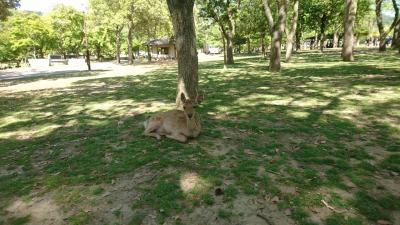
[181, 93, 203, 120]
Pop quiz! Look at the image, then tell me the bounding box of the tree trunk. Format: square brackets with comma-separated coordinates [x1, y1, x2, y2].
[128, 20, 134, 64]
[342, 0, 357, 61]
[261, 31, 266, 58]
[116, 27, 122, 63]
[319, 14, 327, 52]
[262, 0, 288, 72]
[96, 45, 101, 61]
[226, 35, 234, 64]
[247, 37, 251, 54]
[295, 23, 301, 51]
[166, 0, 199, 105]
[285, 0, 299, 62]
[270, 28, 282, 72]
[333, 31, 339, 48]
[147, 45, 152, 62]
[220, 28, 227, 69]
[393, 23, 400, 48]
[375, 0, 400, 52]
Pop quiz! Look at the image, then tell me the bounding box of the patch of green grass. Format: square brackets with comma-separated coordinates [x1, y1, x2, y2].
[223, 185, 238, 202]
[380, 154, 400, 172]
[7, 215, 31, 225]
[201, 193, 215, 205]
[350, 191, 390, 221]
[217, 208, 233, 219]
[68, 211, 92, 225]
[92, 186, 104, 195]
[1, 50, 400, 224]
[132, 177, 183, 216]
[325, 213, 363, 225]
[129, 213, 146, 225]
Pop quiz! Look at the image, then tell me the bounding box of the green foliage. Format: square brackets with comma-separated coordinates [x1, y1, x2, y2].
[0, 0, 20, 21]
[0, 11, 53, 61]
[46, 5, 84, 56]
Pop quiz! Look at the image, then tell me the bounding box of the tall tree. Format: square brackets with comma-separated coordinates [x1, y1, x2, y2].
[47, 5, 84, 57]
[342, 0, 357, 61]
[393, 23, 400, 49]
[262, 0, 288, 72]
[285, 0, 299, 62]
[375, 0, 400, 51]
[4, 11, 53, 60]
[0, 0, 19, 21]
[89, 0, 126, 63]
[166, 0, 199, 105]
[390, 0, 400, 49]
[237, 0, 267, 56]
[198, 0, 239, 64]
[127, 1, 135, 64]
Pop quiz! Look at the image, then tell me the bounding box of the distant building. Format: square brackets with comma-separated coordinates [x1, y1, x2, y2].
[145, 37, 176, 60]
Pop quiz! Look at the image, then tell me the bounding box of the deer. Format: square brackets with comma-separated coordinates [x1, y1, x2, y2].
[143, 93, 203, 142]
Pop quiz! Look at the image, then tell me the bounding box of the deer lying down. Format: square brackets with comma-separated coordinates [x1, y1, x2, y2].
[143, 93, 203, 142]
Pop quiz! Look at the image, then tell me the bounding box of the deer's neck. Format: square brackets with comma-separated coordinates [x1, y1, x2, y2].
[186, 114, 201, 132]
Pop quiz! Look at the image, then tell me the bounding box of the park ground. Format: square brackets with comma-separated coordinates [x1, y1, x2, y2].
[0, 49, 399, 225]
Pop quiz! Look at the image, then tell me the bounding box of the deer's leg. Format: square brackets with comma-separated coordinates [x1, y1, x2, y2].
[144, 130, 162, 140]
[166, 133, 187, 143]
[144, 121, 162, 140]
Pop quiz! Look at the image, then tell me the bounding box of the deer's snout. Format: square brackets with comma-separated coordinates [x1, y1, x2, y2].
[187, 113, 193, 119]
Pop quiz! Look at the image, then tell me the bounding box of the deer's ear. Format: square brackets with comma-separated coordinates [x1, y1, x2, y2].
[196, 94, 204, 104]
[180, 93, 187, 103]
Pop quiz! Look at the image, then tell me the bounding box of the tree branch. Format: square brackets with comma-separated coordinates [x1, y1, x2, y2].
[262, 0, 275, 31]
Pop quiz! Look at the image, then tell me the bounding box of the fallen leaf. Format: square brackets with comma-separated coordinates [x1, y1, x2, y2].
[271, 196, 279, 203]
[244, 149, 256, 155]
[377, 220, 391, 225]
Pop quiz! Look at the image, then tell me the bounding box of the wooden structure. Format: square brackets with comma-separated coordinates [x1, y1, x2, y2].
[145, 37, 176, 60]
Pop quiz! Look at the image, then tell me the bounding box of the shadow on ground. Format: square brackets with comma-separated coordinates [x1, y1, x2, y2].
[0, 49, 399, 225]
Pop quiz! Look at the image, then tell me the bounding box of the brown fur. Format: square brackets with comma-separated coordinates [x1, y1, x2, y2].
[143, 93, 203, 142]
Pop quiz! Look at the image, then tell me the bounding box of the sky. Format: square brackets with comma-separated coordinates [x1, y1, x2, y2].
[19, 0, 88, 12]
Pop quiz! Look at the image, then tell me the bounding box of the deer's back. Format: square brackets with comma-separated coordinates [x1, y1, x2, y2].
[155, 109, 188, 134]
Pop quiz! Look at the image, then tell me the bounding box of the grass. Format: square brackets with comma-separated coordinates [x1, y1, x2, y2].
[0, 49, 399, 224]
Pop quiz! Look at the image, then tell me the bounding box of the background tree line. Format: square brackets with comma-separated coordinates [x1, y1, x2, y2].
[0, 0, 399, 71]
[0, 0, 172, 64]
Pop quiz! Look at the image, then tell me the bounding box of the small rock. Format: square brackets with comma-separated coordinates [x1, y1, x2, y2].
[390, 171, 399, 176]
[244, 149, 256, 156]
[284, 209, 292, 216]
[271, 196, 280, 203]
[377, 220, 391, 225]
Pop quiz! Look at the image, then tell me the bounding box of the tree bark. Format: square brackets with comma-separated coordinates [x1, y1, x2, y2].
[391, 0, 400, 48]
[261, 30, 266, 58]
[95, 45, 101, 61]
[319, 14, 327, 52]
[247, 37, 251, 54]
[166, 0, 199, 105]
[147, 45, 151, 62]
[220, 28, 227, 69]
[116, 26, 122, 64]
[375, 0, 400, 51]
[262, 0, 288, 72]
[285, 0, 299, 62]
[226, 36, 234, 64]
[342, 0, 357, 61]
[128, 20, 134, 64]
[226, 1, 236, 64]
[295, 23, 301, 51]
[333, 30, 339, 48]
[393, 23, 400, 48]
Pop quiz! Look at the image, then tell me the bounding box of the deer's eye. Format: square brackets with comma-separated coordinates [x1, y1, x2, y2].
[183, 106, 186, 109]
